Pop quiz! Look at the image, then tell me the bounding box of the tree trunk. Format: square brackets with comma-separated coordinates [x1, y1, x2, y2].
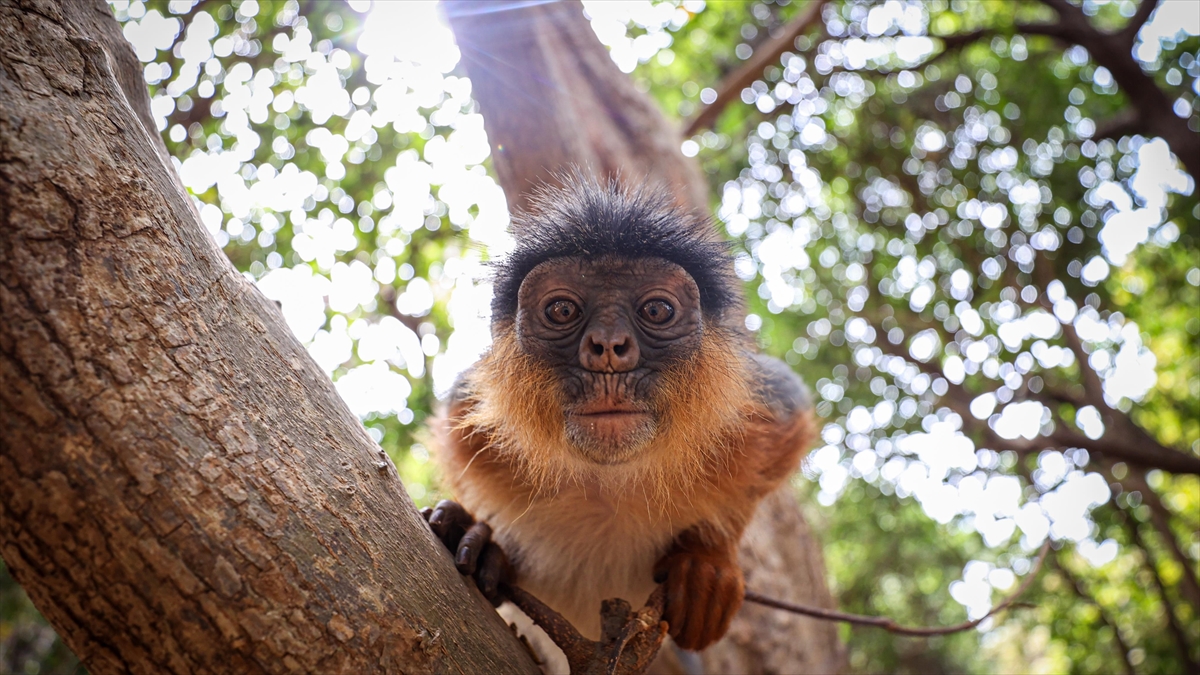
[447, 2, 845, 673]
[0, 1, 540, 673]
[443, 0, 709, 220]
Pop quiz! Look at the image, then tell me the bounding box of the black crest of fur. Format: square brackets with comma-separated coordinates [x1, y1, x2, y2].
[492, 178, 738, 321]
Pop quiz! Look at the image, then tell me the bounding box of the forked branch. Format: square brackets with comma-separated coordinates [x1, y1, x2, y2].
[502, 584, 668, 675]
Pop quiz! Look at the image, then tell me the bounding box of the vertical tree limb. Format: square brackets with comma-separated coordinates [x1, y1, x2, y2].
[445, 0, 708, 219]
[1119, 0, 1160, 45]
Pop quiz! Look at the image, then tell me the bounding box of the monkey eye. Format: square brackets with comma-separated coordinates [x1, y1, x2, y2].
[545, 299, 580, 325]
[638, 299, 675, 325]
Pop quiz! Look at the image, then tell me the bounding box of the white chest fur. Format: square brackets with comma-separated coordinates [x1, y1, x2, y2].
[482, 480, 685, 640]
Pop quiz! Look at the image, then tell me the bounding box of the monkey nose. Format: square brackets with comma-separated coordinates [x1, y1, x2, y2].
[579, 327, 640, 373]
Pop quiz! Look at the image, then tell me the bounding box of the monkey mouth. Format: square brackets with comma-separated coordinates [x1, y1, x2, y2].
[569, 404, 652, 427]
[571, 406, 650, 419]
[565, 402, 656, 463]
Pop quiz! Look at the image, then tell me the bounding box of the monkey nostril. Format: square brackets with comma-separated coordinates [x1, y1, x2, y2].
[590, 341, 605, 356]
[612, 341, 627, 356]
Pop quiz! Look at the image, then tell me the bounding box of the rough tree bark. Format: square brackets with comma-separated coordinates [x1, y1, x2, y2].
[0, 1, 540, 673]
[447, 2, 845, 673]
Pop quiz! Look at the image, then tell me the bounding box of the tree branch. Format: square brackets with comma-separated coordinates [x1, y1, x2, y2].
[839, 28, 996, 78]
[1013, 19, 1077, 44]
[1119, 469, 1200, 612]
[1119, 506, 1199, 670]
[1119, 0, 1159, 46]
[1024, 0, 1199, 178]
[1054, 557, 1136, 675]
[503, 539, 1050, 669]
[1093, 108, 1143, 141]
[1030, 253, 1105, 409]
[502, 584, 668, 675]
[1030, 385, 1087, 410]
[0, 2, 543, 671]
[745, 539, 1052, 636]
[921, 29, 994, 70]
[869, 310, 1200, 475]
[1029, 250, 1200, 473]
[1034, 0, 1094, 41]
[683, 0, 828, 136]
[1043, 420, 1200, 475]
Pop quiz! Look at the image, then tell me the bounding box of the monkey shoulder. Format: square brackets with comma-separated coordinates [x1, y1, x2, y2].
[735, 353, 815, 491]
[447, 368, 475, 404]
[444, 368, 481, 419]
[746, 353, 812, 421]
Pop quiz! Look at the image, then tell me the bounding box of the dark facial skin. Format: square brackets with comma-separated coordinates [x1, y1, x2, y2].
[515, 256, 703, 463]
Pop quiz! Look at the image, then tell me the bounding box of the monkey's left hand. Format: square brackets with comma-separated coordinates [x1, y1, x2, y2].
[653, 542, 744, 652]
[421, 500, 512, 606]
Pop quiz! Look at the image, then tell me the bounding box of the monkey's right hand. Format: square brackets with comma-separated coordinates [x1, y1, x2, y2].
[421, 500, 511, 606]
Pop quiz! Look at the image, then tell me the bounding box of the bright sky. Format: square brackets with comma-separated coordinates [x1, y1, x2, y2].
[117, 0, 1197, 625]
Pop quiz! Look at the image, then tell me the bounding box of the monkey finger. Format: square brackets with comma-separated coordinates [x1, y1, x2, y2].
[428, 500, 474, 550]
[677, 560, 715, 650]
[419, 506, 433, 522]
[710, 580, 743, 650]
[429, 499, 473, 526]
[701, 568, 741, 649]
[697, 565, 726, 647]
[662, 557, 692, 642]
[456, 521, 493, 576]
[475, 542, 511, 606]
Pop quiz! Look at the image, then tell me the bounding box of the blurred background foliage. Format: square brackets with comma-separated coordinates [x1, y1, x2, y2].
[2, 0, 1197, 673]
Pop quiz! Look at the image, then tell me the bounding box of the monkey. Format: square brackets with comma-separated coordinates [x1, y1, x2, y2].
[423, 177, 814, 664]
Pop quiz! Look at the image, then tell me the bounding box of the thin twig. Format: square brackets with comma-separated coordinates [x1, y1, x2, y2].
[501, 583, 667, 675]
[745, 539, 1052, 636]
[683, 0, 828, 136]
[911, 28, 994, 72]
[496, 539, 1050, 675]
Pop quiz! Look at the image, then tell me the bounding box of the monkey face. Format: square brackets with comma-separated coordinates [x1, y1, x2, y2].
[514, 255, 703, 464]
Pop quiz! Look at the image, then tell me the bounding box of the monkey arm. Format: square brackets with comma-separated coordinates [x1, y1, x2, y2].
[653, 524, 746, 651]
[654, 353, 815, 651]
[744, 352, 817, 490]
[750, 353, 814, 421]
